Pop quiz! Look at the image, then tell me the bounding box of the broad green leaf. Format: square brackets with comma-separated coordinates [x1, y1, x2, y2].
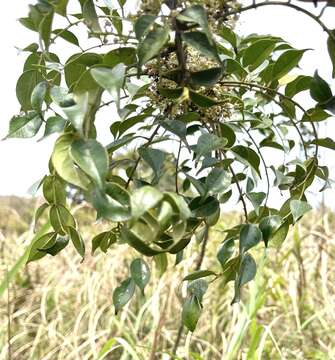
[206, 168, 232, 194]
[16, 70, 44, 111]
[103, 48, 136, 67]
[242, 39, 277, 70]
[196, 133, 227, 160]
[31, 81, 47, 110]
[51, 134, 90, 190]
[41, 116, 67, 139]
[190, 67, 223, 87]
[232, 254, 257, 304]
[187, 279, 208, 301]
[272, 49, 307, 80]
[134, 15, 156, 40]
[182, 31, 221, 63]
[308, 137, 335, 150]
[285, 75, 312, 98]
[219, 123, 236, 148]
[179, 5, 211, 39]
[91, 64, 126, 108]
[220, 25, 237, 48]
[183, 270, 216, 281]
[70, 139, 108, 189]
[5, 113, 42, 139]
[113, 278, 136, 314]
[138, 27, 169, 68]
[27, 232, 57, 263]
[49, 204, 75, 235]
[92, 231, 116, 254]
[92, 183, 131, 222]
[271, 221, 290, 248]
[67, 226, 85, 259]
[53, 0, 69, 16]
[259, 215, 282, 247]
[310, 71, 333, 103]
[239, 224, 262, 254]
[39, 9, 54, 50]
[53, 29, 79, 46]
[131, 186, 163, 219]
[39, 235, 69, 256]
[43, 175, 66, 205]
[247, 192, 266, 214]
[189, 196, 220, 218]
[189, 91, 218, 107]
[290, 200, 312, 222]
[231, 145, 261, 176]
[182, 295, 202, 332]
[327, 30, 335, 78]
[163, 192, 192, 220]
[130, 258, 151, 294]
[217, 239, 234, 267]
[302, 108, 331, 122]
[138, 147, 166, 182]
[82, 0, 101, 33]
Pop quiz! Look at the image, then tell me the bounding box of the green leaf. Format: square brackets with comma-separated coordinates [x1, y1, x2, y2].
[183, 270, 216, 281]
[242, 39, 277, 70]
[91, 64, 126, 108]
[327, 30, 335, 78]
[220, 25, 237, 48]
[271, 221, 289, 248]
[53, 29, 79, 46]
[41, 116, 67, 138]
[27, 232, 58, 263]
[31, 81, 48, 110]
[189, 196, 220, 218]
[51, 134, 91, 190]
[39, 9, 54, 50]
[189, 91, 218, 107]
[49, 205, 75, 235]
[302, 108, 331, 122]
[134, 15, 156, 40]
[53, 0, 69, 16]
[285, 75, 312, 98]
[196, 133, 227, 160]
[16, 70, 44, 111]
[163, 192, 192, 220]
[239, 224, 262, 254]
[182, 31, 220, 63]
[103, 48, 136, 67]
[206, 168, 231, 194]
[272, 49, 307, 80]
[92, 183, 131, 222]
[247, 192, 266, 214]
[67, 226, 85, 259]
[43, 175, 66, 205]
[259, 215, 282, 247]
[232, 254, 257, 304]
[5, 113, 42, 139]
[82, 0, 101, 33]
[113, 278, 136, 314]
[131, 186, 163, 219]
[187, 279, 208, 301]
[310, 71, 333, 103]
[39, 235, 69, 256]
[308, 137, 335, 150]
[190, 67, 223, 87]
[138, 27, 169, 68]
[34, 203, 49, 231]
[231, 145, 261, 176]
[92, 231, 116, 254]
[182, 295, 202, 332]
[70, 139, 108, 189]
[217, 239, 234, 267]
[290, 200, 312, 223]
[130, 258, 151, 294]
[138, 147, 166, 182]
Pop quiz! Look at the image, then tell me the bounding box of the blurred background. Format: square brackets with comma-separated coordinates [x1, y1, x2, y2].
[1, 1, 335, 359]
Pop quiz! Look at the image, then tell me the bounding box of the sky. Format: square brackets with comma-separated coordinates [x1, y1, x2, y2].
[0, 1, 334, 208]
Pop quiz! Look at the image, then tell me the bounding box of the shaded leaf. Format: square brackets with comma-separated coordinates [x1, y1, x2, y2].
[113, 278, 135, 314]
[130, 258, 151, 294]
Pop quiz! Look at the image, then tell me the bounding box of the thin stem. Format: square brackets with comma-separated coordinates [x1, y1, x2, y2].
[223, 1, 335, 43]
[172, 225, 210, 355]
[125, 124, 161, 189]
[175, 141, 182, 193]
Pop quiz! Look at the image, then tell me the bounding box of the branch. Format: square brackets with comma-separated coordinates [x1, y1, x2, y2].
[223, 1, 335, 43]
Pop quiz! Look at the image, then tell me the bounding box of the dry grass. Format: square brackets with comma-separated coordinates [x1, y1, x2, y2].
[1, 201, 335, 359]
